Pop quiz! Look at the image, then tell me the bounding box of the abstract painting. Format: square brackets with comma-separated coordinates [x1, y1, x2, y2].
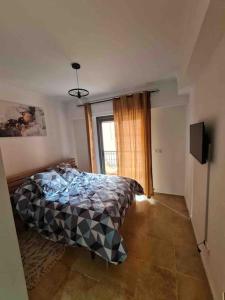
[0, 100, 47, 137]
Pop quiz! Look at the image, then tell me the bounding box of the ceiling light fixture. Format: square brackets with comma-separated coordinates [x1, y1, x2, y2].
[68, 63, 89, 99]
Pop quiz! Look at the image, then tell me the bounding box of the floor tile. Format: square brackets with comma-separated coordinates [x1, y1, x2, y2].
[125, 233, 176, 271]
[54, 270, 133, 300]
[176, 272, 213, 300]
[29, 261, 69, 300]
[153, 194, 189, 218]
[64, 246, 140, 297]
[28, 194, 212, 300]
[135, 265, 177, 300]
[175, 244, 206, 280]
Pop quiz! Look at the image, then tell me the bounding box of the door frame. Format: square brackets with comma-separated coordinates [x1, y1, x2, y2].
[96, 115, 114, 174]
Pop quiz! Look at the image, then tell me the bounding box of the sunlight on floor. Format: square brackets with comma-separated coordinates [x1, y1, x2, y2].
[135, 194, 147, 202]
[148, 197, 158, 205]
[135, 195, 157, 205]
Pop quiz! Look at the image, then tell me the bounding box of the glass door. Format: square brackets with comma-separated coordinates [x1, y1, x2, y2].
[96, 116, 117, 175]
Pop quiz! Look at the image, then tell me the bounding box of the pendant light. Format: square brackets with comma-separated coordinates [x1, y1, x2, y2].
[68, 63, 89, 98]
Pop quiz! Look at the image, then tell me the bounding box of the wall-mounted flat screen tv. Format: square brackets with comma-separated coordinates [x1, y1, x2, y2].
[190, 122, 208, 164]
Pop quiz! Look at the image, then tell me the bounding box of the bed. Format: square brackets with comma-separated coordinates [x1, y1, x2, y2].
[9, 159, 143, 264]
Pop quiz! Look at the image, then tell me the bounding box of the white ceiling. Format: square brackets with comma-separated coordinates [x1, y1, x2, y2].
[0, 0, 199, 99]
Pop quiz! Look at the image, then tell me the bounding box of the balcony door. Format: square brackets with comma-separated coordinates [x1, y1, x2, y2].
[96, 115, 117, 175]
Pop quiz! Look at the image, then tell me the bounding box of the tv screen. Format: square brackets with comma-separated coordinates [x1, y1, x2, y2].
[190, 122, 208, 164]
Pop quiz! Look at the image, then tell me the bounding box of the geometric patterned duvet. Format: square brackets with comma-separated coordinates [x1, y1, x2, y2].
[13, 172, 143, 264]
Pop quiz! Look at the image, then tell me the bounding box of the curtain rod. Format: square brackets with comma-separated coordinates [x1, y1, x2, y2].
[76, 89, 160, 107]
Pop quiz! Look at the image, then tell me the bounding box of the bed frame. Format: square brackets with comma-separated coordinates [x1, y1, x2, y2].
[7, 158, 77, 194]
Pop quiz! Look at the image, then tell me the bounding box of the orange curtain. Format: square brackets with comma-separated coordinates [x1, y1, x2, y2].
[113, 92, 153, 197]
[84, 104, 97, 173]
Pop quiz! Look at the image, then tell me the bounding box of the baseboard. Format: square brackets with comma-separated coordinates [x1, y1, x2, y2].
[183, 195, 218, 299]
[184, 199, 218, 299]
[200, 252, 219, 300]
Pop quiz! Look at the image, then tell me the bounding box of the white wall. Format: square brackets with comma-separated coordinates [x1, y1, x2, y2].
[149, 79, 188, 108]
[152, 105, 186, 196]
[184, 33, 225, 300]
[68, 79, 187, 195]
[0, 148, 28, 299]
[0, 82, 72, 176]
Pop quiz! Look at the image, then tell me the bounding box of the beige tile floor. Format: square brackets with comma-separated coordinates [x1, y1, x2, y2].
[29, 194, 213, 300]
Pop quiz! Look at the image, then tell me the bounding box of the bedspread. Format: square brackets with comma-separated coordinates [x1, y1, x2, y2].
[13, 172, 143, 264]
